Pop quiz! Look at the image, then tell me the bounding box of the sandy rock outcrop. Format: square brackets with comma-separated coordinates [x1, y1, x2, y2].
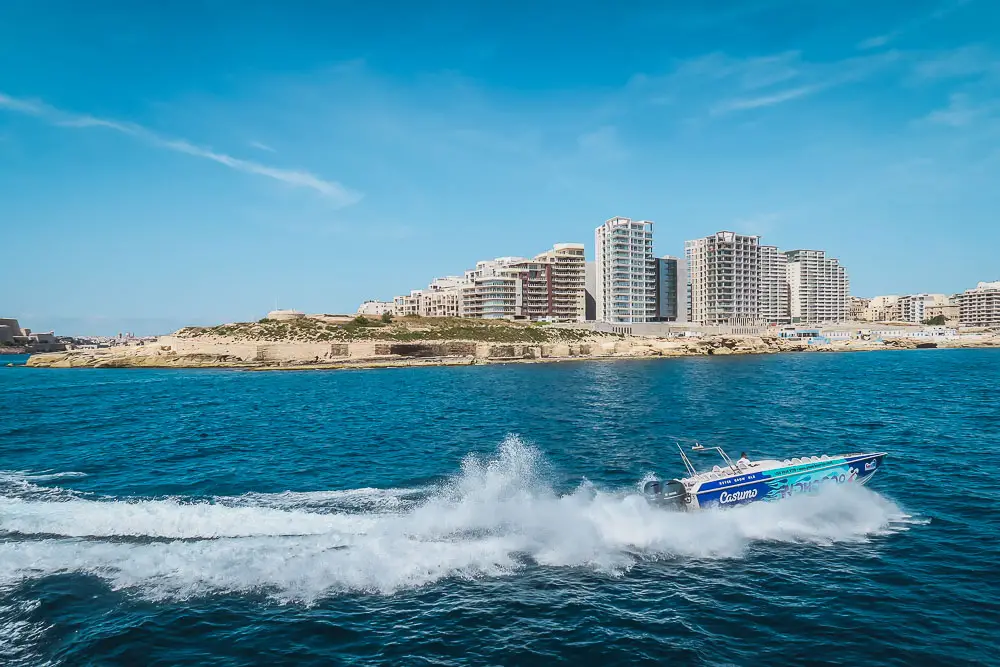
[24, 331, 1000, 370]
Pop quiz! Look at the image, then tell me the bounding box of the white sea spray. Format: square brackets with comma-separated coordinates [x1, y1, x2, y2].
[0, 436, 914, 604]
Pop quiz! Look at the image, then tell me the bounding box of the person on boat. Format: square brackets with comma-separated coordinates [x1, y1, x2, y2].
[737, 452, 751, 468]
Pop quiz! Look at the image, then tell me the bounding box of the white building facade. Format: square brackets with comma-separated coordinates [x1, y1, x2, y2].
[685, 231, 760, 326]
[389, 242, 585, 322]
[960, 281, 1000, 328]
[392, 291, 423, 317]
[594, 217, 656, 323]
[896, 293, 950, 325]
[784, 249, 849, 323]
[759, 245, 790, 324]
[420, 277, 465, 318]
[356, 300, 395, 316]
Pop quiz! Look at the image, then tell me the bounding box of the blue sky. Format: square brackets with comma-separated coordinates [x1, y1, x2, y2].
[2, 1, 998, 335]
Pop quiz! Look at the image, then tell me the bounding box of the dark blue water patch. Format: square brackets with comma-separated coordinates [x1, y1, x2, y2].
[0, 353, 30, 366]
[1, 349, 999, 666]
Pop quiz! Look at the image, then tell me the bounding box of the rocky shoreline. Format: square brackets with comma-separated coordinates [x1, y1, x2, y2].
[24, 331, 1000, 370]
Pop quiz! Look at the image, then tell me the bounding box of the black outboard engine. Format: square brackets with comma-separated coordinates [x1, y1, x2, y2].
[642, 479, 688, 510]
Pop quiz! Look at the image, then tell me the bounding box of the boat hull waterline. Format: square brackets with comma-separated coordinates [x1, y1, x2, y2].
[644, 452, 887, 510]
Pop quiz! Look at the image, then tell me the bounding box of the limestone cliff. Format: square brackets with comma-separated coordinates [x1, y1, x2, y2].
[24, 316, 1000, 370]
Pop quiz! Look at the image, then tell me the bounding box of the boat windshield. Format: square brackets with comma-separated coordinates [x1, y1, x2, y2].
[678, 443, 742, 477]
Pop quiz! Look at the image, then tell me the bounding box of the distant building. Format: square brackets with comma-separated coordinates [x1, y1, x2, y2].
[784, 249, 849, 323]
[356, 300, 394, 316]
[896, 293, 950, 324]
[420, 277, 463, 318]
[848, 296, 871, 321]
[866, 295, 900, 322]
[534, 243, 587, 321]
[653, 256, 688, 322]
[584, 261, 597, 321]
[959, 281, 1000, 328]
[0, 317, 66, 352]
[388, 242, 585, 322]
[459, 260, 522, 319]
[595, 217, 656, 323]
[393, 291, 423, 317]
[0, 318, 19, 345]
[924, 301, 960, 326]
[686, 231, 760, 326]
[760, 245, 790, 324]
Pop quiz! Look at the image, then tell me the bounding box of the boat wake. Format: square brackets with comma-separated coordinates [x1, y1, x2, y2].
[0, 436, 919, 603]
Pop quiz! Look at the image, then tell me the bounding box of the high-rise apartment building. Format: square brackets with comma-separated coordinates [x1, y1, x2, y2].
[534, 243, 587, 321]
[959, 281, 1000, 327]
[389, 241, 584, 322]
[784, 249, 849, 323]
[759, 245, 790, 324]
[685, 231, 760, 326]
[594, 217, 656, 323]
[420, 277, 465, 317]
[653, 256, 688, 322]
[458, 260, 523, 319]
[468, 245, 586, 322]
[501, 258, 550, 319]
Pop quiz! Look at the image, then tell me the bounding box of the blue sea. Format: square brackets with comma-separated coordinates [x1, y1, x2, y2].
[2, 350, 999, 666]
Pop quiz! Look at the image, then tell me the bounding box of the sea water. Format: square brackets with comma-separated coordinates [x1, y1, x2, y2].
[1, 350, 998, 665]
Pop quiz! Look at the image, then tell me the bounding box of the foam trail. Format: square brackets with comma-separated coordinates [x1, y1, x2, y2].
[8, 471, 87, 482]
[0, 471, 86, 503]
[0, 494, 389, 539]
[0, 437, 913, 602]
[228, 487, 426, 513]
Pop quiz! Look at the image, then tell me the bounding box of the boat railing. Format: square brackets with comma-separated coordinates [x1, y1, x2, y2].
[676, 443, 697, 477]
[688, 443, 741, 476]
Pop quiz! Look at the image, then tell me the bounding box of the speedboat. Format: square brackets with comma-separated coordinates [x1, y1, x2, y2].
[643, 443, 887, 510]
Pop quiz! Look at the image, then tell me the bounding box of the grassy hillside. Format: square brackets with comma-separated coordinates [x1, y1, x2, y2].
[176, 315, 600, 343]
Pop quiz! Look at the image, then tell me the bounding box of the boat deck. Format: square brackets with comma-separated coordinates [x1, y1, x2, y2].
[680, 453, 854, 486]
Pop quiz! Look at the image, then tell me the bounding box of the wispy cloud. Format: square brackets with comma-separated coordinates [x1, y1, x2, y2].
[712, 85, 821, 114]
[710, 51, 900, 115]
[922, 92, 1000, 127]
[0, 93, 44, 114]
[0, 92, 361, 206]
[911, 45, 997, 81]
[249, 140, 276, 153]
[639, 49, 901, 117]
[650, 51, 803, 92]
[857, 32, 900, 51]
[857, 0, 974, 50]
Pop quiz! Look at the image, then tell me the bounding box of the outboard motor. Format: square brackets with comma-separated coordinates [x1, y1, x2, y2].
[642, 479, 688, 510]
